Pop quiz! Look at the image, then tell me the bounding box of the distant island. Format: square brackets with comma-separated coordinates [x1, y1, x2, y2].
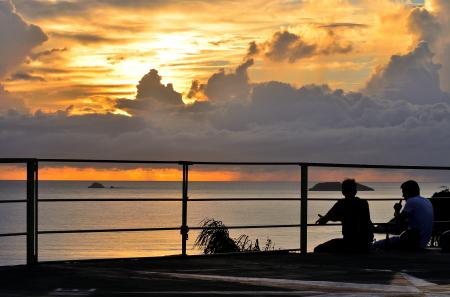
[309, 182, 374, 191]
[88, 182, 105, 188]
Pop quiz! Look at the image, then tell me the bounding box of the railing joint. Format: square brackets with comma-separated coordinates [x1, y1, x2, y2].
[180, 225, 190, 240]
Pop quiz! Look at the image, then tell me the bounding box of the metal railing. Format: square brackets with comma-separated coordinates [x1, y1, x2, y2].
[2, 158, 450, 265]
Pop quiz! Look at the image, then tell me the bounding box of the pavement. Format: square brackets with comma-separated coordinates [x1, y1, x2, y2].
[1, 250, 450, 296]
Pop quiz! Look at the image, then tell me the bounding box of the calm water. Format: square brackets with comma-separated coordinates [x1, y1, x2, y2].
[0, 180, 445, 266]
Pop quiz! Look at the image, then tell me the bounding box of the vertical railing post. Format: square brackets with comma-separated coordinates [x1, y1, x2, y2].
[300, 165, 308, 254]
[26, 159, 38, 265]
[181, 162, 190, 256]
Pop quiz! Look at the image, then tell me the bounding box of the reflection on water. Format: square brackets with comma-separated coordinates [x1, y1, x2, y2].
[0, 181, 445, 265]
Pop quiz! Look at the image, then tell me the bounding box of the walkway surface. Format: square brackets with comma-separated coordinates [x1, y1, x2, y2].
[1, 251, 450, 296]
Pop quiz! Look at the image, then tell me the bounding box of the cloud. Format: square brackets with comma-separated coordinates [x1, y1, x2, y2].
[5, 37, 450, 166]
[249, 31, 316, 63]
[184, 59, 254, 104]
[318, 23, 368, 30]
[247, 29, 353, 63]
[0, 0, 47, 78]
[3, 73, 450, 166]
[116, 69, 184, 115]
[0, 84, 28, 114]
[186, 80, 207, 101]
[7, 71, 45, 82]
[50, 32, 119, 45]
[12, 0, 173, 19]
[364, 42, 448, 105]
[408, 7, 440, 45]
[407, 1, 450, 92]
[4, 0, 450, 169]
[29, 48, 68, 61]
[203, 59, 253, 102]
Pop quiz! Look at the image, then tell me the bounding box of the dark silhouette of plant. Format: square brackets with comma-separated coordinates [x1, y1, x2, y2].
[195, 218, 275, 254]
[194, 218, 239, 254]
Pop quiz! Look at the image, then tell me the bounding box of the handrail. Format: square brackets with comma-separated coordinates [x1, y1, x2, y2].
[0, 158, 35, 163]
[2, 157, 450, 266]
[34, 158, 450, 170]
[37, 159, 181, 164]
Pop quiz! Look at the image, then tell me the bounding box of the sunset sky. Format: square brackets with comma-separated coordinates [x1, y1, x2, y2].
[2, 0, 450, 181]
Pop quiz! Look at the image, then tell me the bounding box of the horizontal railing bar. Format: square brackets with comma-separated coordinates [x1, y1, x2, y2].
[38, 159, 181, 164]
[0, 158, 33, 163]
[38, 227, 180, 234]
[38, 198, 182, 202]
[0, 232, 27, 237]
[190, 198, 400, 202]
[38, 224, 340, 235]
[308, 198, 401, 201]
[190, 224, 301, 230]
[2, 158, 448, 170]
[51, 197, 403, 202]
[20, 220, 450, 236]
[189, 198, 301, 201]
[184, 161, 450, 170]
[0, 200, 26, 203]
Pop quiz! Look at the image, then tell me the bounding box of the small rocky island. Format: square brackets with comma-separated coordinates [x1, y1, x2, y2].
[88, 182, 105, 188]
[309, 182, 374, 191]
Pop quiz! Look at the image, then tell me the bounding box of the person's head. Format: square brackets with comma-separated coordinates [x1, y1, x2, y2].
[342, 178, 357, 198]
[401, 180, 420, 199]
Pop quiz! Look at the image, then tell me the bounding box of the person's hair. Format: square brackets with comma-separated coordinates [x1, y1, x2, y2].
[401, 180, 420, 197]
[342, 178, 357, 193]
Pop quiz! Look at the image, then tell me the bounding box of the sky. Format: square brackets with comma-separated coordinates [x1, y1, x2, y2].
[2, 0, 450, 181]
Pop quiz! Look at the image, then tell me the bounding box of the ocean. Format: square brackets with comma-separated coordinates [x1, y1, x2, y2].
[0, 180, 446, 266]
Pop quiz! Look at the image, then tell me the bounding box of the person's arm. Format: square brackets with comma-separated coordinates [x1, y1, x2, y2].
[316, 214, 328, 225]
[394, 200, 409, 224]
[316, 201, 341, 225]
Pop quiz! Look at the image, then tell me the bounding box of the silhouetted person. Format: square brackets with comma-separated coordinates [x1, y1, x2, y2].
[373, 180, 434, 251]
[314, 179, 374, 253]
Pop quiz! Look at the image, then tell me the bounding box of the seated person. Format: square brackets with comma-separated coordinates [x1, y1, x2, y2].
[373, 180, 434, 251]
[314, 179, 374, 253]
